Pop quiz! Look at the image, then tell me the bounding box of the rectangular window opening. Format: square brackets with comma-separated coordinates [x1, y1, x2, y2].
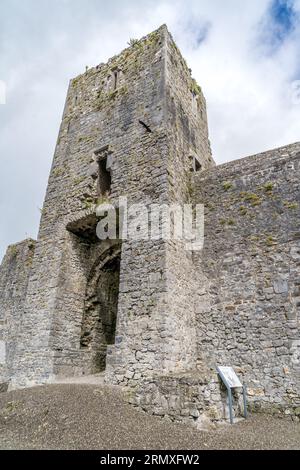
[113, 70, 118, 90]
[98, 157, 111, 196]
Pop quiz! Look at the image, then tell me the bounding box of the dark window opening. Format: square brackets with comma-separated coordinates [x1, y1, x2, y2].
[80, 251, 121, 372]
[113, 70, 118, 90]
[98, 157, 111, 196]
[110, 68, 121, 91]
[139, 120, 152, 133]
[195, 159, 202, 172]
[189, 155, 202, 173]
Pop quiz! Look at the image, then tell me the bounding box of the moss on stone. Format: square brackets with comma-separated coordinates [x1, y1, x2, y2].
[220, 218, 235, 226]
[73, 176, 85, 185]
[190, 78, 202, 96]
[96, 193, 111, 206]
[266, 235, 277, 246]
[8, 245, 18, 257]
[222, 181, 233, 191]
[283, 201, 298, 210]
[52, 167, 64, 178]
[241, 192, 262, 207]
[263, 182, 274, 193]
[239, 206, 247, 216]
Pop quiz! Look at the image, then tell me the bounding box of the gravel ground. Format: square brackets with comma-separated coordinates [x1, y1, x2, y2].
[0, 384, 299, 450]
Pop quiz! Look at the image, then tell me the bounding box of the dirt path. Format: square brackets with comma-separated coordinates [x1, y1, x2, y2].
[0, 384, 299, 450]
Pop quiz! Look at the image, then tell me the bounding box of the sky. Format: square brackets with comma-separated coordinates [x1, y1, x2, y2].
[0, 0, 300, 260]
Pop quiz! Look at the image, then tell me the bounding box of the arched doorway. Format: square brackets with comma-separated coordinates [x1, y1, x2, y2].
[80, 244, 121, 372]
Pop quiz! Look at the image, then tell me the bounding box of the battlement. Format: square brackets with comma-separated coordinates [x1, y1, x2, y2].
[197, 141, 300, 180]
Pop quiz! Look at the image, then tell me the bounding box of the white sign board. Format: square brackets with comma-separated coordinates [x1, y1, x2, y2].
[217, 366, 243, 388]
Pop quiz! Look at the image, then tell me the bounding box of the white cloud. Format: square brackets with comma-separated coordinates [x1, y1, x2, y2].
[0, 0, 300, 259]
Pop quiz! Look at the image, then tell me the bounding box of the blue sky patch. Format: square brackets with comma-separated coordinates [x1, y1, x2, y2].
[260, 0, 298, 52]
[270, 0, 296, 40]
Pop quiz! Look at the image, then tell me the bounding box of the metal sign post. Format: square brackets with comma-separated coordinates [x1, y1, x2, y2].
[217, 366, 247, 425]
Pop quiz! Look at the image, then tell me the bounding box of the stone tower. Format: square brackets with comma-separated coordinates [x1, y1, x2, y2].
[5, 25, 214, 388]
[1, 25, 299, 427]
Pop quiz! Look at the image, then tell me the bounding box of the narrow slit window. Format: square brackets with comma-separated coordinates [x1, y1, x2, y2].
[98, 156, 111, 195]
[113, 70, 118, 90]
[191, 93, 198, 114]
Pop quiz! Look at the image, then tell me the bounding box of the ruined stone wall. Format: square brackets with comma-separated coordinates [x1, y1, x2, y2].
[0, 239, 36, 389]
[193, 142, 300, 415]
[129, 370, 227, 429]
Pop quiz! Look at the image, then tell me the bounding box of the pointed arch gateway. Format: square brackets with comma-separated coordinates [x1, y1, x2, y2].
[80, 242, 122, 372]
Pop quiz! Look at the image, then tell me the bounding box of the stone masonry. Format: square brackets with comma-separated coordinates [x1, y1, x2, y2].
[0, 25, 299, 427]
